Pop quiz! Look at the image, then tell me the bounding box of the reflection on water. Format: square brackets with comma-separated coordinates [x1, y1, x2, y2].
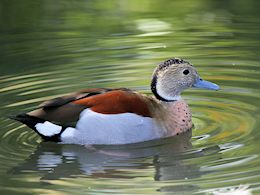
[1, 0, 260, 194]
[10, 131, 218, 194]
[12, 132, 193, 179]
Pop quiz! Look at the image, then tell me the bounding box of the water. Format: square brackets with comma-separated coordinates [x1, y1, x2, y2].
[1, 0, 260, 194]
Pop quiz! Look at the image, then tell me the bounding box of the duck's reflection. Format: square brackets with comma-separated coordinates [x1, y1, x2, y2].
[13, 130, 209, 183]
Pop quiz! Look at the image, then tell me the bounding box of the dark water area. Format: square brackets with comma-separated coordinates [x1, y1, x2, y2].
[1, 0, 260, 194]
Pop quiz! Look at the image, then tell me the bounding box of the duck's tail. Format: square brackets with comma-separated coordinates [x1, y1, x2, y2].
[9, 114, 66, 142]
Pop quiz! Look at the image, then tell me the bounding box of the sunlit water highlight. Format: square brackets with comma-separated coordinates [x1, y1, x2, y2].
[1, 0, 260, 194]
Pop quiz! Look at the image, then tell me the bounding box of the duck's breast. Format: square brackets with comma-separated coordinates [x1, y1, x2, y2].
[163, 99, 193, 136]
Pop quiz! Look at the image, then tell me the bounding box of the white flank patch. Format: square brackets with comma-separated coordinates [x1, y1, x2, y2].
[35, 121, 62, 137]
[59, 109, 165, 145]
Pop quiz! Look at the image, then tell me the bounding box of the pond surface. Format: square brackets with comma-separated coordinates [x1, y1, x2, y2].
[1, 0, 260, 194]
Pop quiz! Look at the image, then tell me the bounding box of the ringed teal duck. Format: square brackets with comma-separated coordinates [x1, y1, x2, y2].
[12, 58, 219, 145]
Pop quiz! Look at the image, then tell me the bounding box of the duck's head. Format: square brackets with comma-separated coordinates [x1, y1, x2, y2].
[151, 58, 219, 102]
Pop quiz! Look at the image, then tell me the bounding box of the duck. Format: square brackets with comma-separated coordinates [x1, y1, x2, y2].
[11, 58, 219, 145]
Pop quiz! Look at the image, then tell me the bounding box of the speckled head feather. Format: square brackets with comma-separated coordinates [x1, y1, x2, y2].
[151, 58, 198, 102]
[157, 58, 193, 71]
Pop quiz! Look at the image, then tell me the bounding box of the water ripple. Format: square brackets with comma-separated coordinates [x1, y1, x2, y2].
[1, 34, 260, 195]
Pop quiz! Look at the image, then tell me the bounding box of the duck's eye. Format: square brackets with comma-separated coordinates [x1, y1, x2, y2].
[183, 69, 189, 75]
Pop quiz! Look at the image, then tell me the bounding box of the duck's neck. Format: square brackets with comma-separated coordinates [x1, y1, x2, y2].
[162, 99, 193, 136]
